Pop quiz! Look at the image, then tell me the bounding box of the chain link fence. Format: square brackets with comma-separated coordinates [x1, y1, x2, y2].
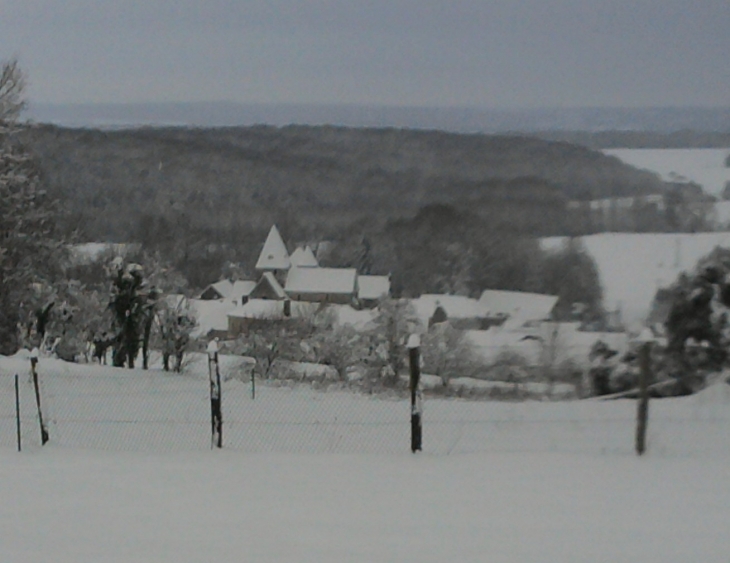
[2, 357, 730, 456]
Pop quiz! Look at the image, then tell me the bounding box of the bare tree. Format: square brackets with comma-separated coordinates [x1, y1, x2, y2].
[371, 298, 419, 384]
[0, 58, 26, 125]
[421, 322, 480, 387]
[156, 296, 197, 372]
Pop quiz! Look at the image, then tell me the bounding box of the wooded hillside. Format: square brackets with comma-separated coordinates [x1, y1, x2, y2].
[22, 124, 669, 291]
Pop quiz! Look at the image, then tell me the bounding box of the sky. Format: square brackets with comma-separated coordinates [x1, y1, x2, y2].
[1, 0, 729, 109]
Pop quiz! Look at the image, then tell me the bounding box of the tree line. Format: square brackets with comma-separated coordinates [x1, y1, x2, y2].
[17, 116, 679, 292]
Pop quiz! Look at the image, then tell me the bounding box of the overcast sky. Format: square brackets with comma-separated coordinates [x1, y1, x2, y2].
[1, 0, 728, 109]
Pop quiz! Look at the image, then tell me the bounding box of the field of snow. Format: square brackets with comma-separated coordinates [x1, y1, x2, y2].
[604, 148, 730, 197]
[541, 232, 730, 329]
[1, 352, 730, 562]
[3, 353, 730, 457]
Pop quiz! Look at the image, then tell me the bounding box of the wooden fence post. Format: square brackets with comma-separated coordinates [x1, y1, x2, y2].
[15, 374, 21, 452]
[635, 332, 653, 456]
[207, 339, 223, 449]
[407, 334, 422, 453]
[30, 348, 49, 445]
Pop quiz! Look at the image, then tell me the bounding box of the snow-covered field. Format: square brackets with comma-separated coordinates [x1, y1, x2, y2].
[604, 148, 730, 197]
[541, 232, 730, 329]
[3, 448, 730, 563]
[1, 354, 730, 561]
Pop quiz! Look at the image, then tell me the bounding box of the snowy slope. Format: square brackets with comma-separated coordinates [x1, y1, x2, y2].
[2, 354, 730, 457]
[541, 232, 730, 328]
[2, 448, 730, 563]
[1, 354, 729, 562]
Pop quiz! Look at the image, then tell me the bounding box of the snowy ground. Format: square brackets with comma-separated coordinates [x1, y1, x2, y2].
[2, 355, 730, 561]
[3, 448, 730, 563]
[541, 232, 730, 329]
[604, 148, 730, 197]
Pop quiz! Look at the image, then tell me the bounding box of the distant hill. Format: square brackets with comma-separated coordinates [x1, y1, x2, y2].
[23, 124, 668, 241]
[25, 102, 730, 137]
[21, 123, 678, 290]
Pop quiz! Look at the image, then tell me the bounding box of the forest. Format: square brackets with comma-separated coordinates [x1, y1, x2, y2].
[20, 123, 675, 292]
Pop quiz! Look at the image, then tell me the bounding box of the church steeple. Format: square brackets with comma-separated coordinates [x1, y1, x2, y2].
[255, 225, 291, 272]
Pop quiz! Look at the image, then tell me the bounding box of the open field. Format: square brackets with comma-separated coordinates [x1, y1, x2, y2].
[2, 447, 730, 563]
[604, 148, 730, 197]
[541, 232, 730, 329]
[2, 355, 730, 561]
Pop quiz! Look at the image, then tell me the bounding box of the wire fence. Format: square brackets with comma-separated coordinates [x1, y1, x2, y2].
[2, 359, 730, 456]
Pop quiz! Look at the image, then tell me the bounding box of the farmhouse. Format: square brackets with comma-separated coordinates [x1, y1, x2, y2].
[284, 267, 358, 304]
[227, 299, 320, 334]
[199, 279, 256, 304]
[478, 290, 559, 330]
[249, 272, 288, 301]
[357, 275, 391, 308]
[411, 294, 487, 330]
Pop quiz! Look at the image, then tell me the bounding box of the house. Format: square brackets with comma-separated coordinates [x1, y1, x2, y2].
[357, 275, 391, 308]
[478, 290, 558, 331]
[227, 299, 320, 334]
[465, 322, 629, 368]
[410, 294, 487, 330]
[213, 225, 393, 336]
[249, 272, 288, 301]
[199, 279, 233, 300]
[284, 267, 358, 304]
[188, 299, 236, 339]
[199, 279, 256, 305]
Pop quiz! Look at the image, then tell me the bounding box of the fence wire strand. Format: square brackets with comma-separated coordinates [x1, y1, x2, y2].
[2, 367, 730, 456]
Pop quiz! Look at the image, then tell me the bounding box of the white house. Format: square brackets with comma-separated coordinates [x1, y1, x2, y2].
[284, 267, 358, 304]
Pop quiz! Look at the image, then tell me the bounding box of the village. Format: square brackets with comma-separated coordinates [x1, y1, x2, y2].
[172, 224, 631, 398]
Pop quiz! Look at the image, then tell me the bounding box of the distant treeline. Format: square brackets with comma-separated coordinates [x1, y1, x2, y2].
[23, 124, 671, 292]
[536, 130, 730, 149]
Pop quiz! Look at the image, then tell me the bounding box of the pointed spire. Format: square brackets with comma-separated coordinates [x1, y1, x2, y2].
[255, 225, 291, 271]
[289, 245, 319, 268]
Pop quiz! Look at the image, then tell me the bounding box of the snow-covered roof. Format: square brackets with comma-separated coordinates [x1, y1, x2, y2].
[189, 298, 235, 337]
[478, 290, 558, 329]
[329, 304, 379, 331]
[465, 323, 629, 368]
[200, 279, 233, 299]
[410, 294, 485, 327]
[255, 225, 290, 271]
[465, 328, 544, 365]
[285, 267, 357, 295]
[227, 299, 319, 320]
[289, 246, 319, 268]
[251, 272, 288, 300]
[231, 280, 256, 299]
[357, 275, 390, 301]
[200, 279, 256, 301]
